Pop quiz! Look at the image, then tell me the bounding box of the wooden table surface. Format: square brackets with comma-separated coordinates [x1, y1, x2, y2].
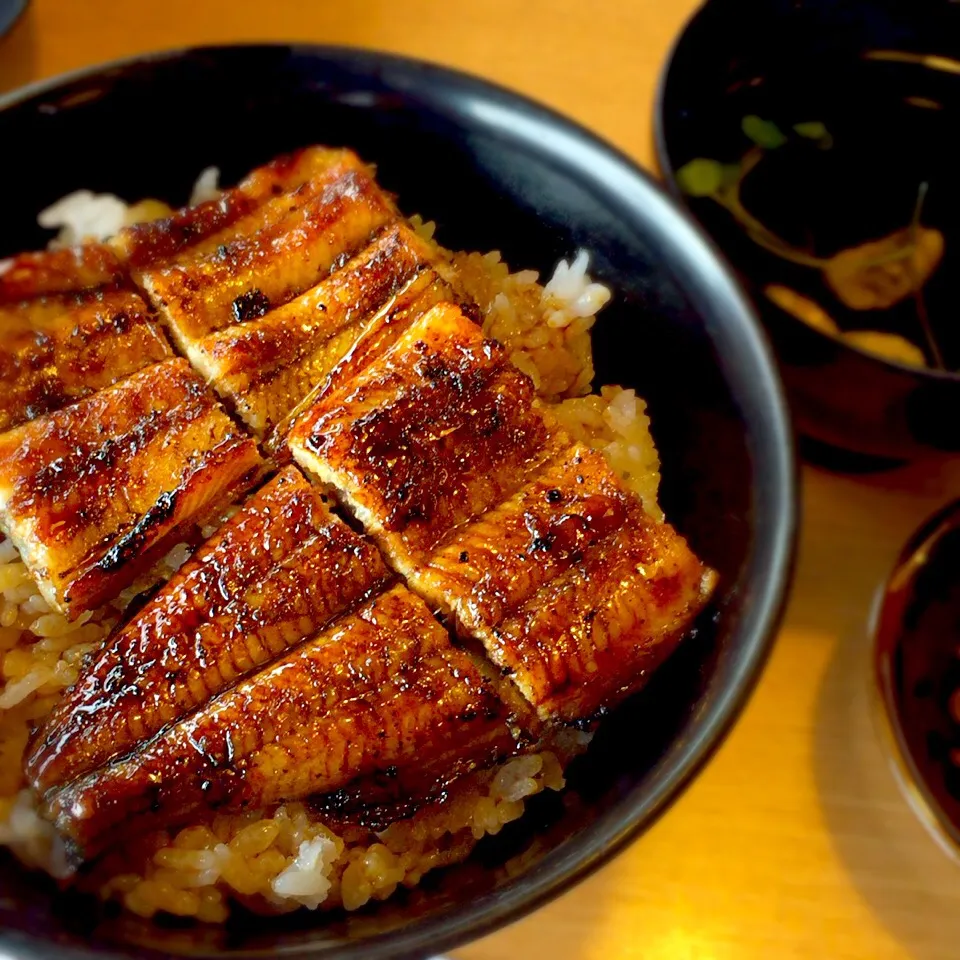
[4, 1, 960, 957]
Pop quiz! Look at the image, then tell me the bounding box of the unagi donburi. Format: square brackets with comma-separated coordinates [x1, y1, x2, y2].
[0, 146, 716, 923]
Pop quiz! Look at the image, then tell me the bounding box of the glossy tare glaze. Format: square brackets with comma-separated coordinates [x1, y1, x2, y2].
[43, 582, 525, 861]
[0, 357, 261, 615]
[290, 302, 550, 567]
[136, 150, 397, 345]
[0, 261, 170, 433]
[26, 467, 390, 796]
[195, 223, 438, 438]
[290, 300, 715, 722]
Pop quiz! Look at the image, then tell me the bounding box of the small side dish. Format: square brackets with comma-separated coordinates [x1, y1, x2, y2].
[0, 147, 715, 923]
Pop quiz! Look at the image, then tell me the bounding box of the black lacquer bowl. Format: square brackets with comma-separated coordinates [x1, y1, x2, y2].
[657, 0, 960, 463]
[0, 46, 796, 960]
[873, 500, 960, 861]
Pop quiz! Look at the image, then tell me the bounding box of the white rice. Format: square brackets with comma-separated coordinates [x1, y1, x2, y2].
[37, 191, 130, 247]
[189, 166, 221, 206]
[542, 249, 612, 327]
[38, 167, 222, 248]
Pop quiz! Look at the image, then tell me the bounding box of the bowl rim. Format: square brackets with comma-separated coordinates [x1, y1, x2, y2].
[652, 0, 960, 384]
[0, 42, 799, 960]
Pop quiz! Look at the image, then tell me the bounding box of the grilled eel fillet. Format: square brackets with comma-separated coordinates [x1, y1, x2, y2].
[289, 301, 716, 721]
[190, 223, 447, 440]
[125, 148, 399, 348]
[111, 147, 357, 271]
[0, 358, 262, 615]
[40, 584, 525, 861]
[26, 466, 390, 796]
[288, 302, 553, 571]
[0, 244, 125, 300]
[0, 246, 171, 432]
[109, 147, 447, 442]
[413, 469, 715, 721]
